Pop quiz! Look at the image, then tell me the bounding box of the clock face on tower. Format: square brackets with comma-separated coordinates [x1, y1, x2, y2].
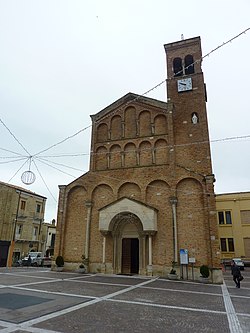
[177, 78, 192, 92]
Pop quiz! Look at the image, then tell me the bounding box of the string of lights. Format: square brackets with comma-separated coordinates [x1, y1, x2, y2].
[32, 160, 57, 202]
[0, 118, 31, 156]
[35, 133, 250, 160]
[0, 157, 28, 164]
[33, 124, 92, 157]
[0, 27, 249, 206]
[1, 132, 250, 165]
[36, 157, 81, 178]
[90, 27, 250, 125]
[0, 149, 233, 215]
[0, 146, 25, 156]
[1, 28, 249, 164]
[8, 158, 30, 183]
[33, 156, 219, 213]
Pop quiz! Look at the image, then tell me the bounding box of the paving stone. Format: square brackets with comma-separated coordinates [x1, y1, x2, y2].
[0, 267, 249, 332]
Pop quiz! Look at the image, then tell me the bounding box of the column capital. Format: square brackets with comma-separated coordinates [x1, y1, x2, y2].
[169, 196, 178, 205]
[205, 174, 216, 184]
[100, 230, 110, 237]
[141, 230, 156, 237]
[85, 201, 93, 208]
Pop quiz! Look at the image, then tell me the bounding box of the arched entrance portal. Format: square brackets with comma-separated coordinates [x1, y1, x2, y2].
[111, 212, 143, 275]
[99, 197, 158, 275]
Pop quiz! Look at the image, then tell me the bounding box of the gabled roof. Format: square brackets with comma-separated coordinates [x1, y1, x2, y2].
[0, 180, 47, 199]
[99, 196, 158, 232]
[90, 92, 169, 122]
[99, 196, 158, 212]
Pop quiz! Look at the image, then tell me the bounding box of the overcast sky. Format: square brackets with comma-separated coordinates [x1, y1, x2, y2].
[0, 0, 250, 222]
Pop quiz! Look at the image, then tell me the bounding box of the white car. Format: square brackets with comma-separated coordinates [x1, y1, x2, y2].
[22, 252, 43, 267]
[233, 258, 245, 270]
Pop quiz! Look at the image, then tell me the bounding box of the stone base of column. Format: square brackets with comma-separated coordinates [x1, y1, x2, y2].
[147, 265, 153, 276]
[101, 263, 106, 274]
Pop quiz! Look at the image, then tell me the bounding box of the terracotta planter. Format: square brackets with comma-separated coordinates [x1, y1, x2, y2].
[76, 267, 86, 274]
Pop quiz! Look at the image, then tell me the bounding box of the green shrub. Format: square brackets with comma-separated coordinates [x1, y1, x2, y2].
[55, 255, 64, 267]
[200, 265, 209, 278]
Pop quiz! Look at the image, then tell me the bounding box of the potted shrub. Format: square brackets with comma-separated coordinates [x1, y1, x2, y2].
[55, 255, 64, 272]
[168, 261, 178, 280]
[199, 264, 210, 282]
[76, 255, 88, 273]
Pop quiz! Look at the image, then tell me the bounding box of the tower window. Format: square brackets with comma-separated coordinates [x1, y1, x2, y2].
[173, 57, 183, 76]
[184, 55, 194, 75]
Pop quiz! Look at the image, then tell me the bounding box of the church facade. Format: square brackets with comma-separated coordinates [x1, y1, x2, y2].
[54, 36, 222, 283]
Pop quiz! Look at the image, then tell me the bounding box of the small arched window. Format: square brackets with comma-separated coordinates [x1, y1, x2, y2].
[185, 55, 194, 75]
[173, 57, 183, 77]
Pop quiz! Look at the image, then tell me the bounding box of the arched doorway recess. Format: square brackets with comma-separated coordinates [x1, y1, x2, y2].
[99, 197, 157, 275]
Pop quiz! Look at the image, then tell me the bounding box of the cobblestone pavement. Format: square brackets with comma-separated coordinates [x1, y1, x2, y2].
[0, 267, 249, 333]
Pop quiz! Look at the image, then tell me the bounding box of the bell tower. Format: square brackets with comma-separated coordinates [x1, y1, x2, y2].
[164, 37, 212, 176]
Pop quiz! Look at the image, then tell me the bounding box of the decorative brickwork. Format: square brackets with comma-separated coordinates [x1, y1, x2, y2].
[54, 36, 222, 283]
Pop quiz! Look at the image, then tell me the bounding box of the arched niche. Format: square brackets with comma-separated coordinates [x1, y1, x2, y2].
[95, 146, 108, 170]
[139, 110, 151, 137]
[118, 182, 141, 200]
[124, 142, 137, 167]
[109, 144, 121, 169]
[146, 180, 170, 207]
[111, 115, 122, 140]
[154, 114, 167, 135]
[64, 185, 88, 261]
[124, 106, 136, 138]
[92, 184, 114, 210]
[139, 141, 152, 166]
[97, 123, 108, 142]
[176, 178, 209, 262]
[155, 139, 168, 164]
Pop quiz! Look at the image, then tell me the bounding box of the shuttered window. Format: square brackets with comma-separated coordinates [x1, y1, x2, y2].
[240, 210, 250, 224]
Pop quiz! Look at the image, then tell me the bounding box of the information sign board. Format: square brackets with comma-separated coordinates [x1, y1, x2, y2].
[180, 249, 188, 264]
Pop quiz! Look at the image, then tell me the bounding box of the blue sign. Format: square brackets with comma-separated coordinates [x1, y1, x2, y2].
[180, 249, 188, 264]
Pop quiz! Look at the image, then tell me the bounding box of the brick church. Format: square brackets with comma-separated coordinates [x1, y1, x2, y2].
[54, 36, 222, 283]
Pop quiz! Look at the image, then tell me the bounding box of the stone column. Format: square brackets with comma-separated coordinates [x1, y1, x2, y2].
[170, 197, 178, 263]
[121, 152, 125, 167]
[148, 235, 152, 266]
[121, 121, 125, 138]
[147, 233, 153, 276]
[85, 201, 92, 260]
[102, 235, 106, 264]
[107, 153, 110, 169]
[113, 236, 117, 274]
[101, 231, 109, 273]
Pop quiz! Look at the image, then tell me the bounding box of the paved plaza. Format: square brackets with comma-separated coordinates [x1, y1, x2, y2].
[0, 267, 249, 333]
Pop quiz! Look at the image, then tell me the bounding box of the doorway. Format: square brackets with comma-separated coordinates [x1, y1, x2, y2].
[122, 238, 139, 274]
[0, 241, 10, 267]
